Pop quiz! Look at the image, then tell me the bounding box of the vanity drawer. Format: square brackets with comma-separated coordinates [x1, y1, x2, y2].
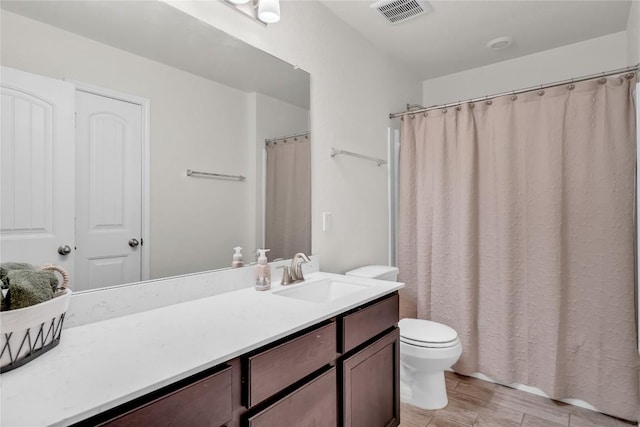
[340, 293, 399, 354]
[100, 366, 232, 427]
[246, 367, 337, 427]
[246, 321, 337, 407]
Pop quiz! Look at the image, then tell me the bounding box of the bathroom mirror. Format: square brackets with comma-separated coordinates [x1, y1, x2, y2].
[0, 1, 311, 291]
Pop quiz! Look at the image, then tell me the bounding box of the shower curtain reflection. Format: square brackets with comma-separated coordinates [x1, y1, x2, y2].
[265, 134, 311, 260]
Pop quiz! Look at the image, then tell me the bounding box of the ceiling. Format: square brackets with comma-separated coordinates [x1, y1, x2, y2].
[2, 1, 632, 90]
[320, 0, 632, 80]
[1, 0, 310, 109]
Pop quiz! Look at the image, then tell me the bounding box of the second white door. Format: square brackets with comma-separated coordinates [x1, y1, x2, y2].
[0, 66, 75, 279]
[75, 91, 143, 291]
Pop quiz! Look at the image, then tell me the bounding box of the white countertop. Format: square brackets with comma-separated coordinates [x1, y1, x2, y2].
[0, 272, 403, 427]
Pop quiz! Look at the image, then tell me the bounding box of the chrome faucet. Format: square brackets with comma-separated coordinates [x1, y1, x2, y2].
[290, 252, 310, 283]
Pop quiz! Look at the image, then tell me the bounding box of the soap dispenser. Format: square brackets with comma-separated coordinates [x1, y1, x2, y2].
[255, 249, 271, 291]
[232, 246, 244, 268]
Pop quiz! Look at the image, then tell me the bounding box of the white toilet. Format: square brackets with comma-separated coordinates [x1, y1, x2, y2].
[345, 265, 462, 410]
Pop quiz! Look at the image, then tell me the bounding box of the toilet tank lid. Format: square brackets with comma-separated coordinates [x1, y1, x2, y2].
[399, 318, 458, 343]
[345, 265, 399, 279]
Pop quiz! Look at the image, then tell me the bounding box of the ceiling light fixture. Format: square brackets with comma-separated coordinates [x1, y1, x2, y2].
[487, 36, 512, 50]
[224, 0, 280, 25]
[258, 0, 281, 23]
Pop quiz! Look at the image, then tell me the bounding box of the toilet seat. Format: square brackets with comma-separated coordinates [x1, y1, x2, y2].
[400, 336, 459, 349]
[399, 318, 459, 349]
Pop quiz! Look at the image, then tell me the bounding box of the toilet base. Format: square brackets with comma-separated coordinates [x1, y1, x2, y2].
[401, 370, 449, 410]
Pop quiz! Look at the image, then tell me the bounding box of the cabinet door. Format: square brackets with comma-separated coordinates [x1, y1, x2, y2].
[342, 328, 400, 427]
[246, 321, 336, 407]
[100, 366, 232, 427]
[341, 293, 398, 354]
[246, 367, 337, 427]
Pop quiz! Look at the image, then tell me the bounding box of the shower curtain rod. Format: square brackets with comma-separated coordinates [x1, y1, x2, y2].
[265, 131, 310, 144]
[389, 64, 639, 119]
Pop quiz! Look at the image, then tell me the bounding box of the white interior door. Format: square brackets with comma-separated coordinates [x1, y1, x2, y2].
[75, 91, 142, 291]
[0, 66, 75, 281]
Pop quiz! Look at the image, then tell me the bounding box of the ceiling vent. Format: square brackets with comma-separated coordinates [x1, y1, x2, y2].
[371, 0, 432, 24]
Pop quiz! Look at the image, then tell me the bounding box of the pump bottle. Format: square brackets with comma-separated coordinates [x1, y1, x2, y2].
[255, 249, 271, 291]
[232, 247, 244, 268]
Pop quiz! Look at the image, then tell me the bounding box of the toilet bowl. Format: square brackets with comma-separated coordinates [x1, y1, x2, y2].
[345, 265, 462, 410]
[398, 318, 462, 410]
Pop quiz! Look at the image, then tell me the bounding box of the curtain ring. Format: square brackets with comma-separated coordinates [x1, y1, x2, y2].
[486, 100, 493, 105]
[625, 72, 635, 79]
[456, 105, 462, 111]
[598, 72, 607, 84]
[411, 114, 415, 119]
[401, 116, 404, 122]
[423, 112, 428, 117]
[510, 91, 517, 101]
[469, 103, 475, 109]
[442, 108, 448, 113]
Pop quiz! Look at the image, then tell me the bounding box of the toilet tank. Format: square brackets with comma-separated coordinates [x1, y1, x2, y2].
[345, 265, 399, 282]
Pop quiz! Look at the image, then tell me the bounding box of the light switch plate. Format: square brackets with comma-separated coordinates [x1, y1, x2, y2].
[322, 212, 332, 232]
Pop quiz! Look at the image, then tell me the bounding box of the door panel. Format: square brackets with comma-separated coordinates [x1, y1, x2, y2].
[88, 257, 126, 289]
[75, 91, 142, 290]
[88, 114, 126, 228]
[246, 367, 337, 427]
[343, 328, 400, 427]
[100, 366, 232, 427]
[0, 66, 75, 278]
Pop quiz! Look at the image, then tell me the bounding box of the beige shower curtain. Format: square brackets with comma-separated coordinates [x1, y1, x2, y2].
[398, 75, 639, 420]
[265, 134, 311, 260]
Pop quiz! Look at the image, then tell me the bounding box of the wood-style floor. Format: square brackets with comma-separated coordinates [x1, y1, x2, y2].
[400, 372, 636, 427]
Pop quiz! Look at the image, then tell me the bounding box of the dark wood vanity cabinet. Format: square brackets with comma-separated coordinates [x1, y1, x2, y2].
[245, 367, 337, 427]
[239, 320, 338, 427]
[340, 293, 399, 353]
[342, 328, 400, 427]
[339, 293, 400, 427]
[240, 293, 400, 427]
[77, 292, 399, 427]
[96, 366, 233, 427]
[245, 322, 337, 407]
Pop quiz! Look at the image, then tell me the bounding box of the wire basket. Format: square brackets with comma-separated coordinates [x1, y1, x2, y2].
[0, 265, 72, 373]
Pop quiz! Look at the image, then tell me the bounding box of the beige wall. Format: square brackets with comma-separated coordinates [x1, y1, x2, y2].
[422, 31, 629, 106]
[1, 10, 257, 278]
[2, 0, 421, 276]
[167, 1, 423, 273]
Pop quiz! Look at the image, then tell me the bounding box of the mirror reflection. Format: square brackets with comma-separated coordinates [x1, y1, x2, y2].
[0, 0, 311, 291]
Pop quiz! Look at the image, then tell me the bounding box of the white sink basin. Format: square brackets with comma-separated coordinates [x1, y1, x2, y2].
[272, 279, 369, 303]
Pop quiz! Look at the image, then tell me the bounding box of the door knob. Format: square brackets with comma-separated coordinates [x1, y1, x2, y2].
[128, 239, 140, 248]
[58, 245, 72, 255]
